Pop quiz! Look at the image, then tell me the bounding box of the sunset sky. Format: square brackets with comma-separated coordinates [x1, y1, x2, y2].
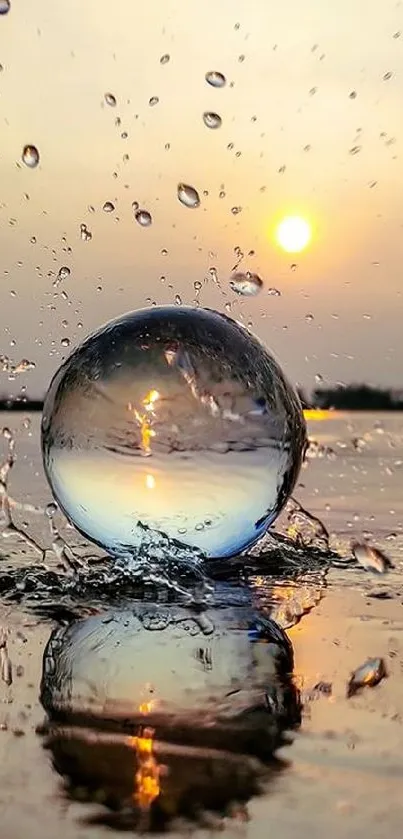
[1, 0, 402, 397]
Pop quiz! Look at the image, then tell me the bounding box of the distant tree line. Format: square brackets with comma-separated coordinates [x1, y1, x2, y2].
[302, 384, 403, 411]
[1, 383, 403, 412]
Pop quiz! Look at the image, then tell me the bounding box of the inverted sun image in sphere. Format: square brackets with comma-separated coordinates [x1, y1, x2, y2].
[41, 306, 306, 559]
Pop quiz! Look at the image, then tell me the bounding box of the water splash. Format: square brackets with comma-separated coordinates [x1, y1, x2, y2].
[0, 427, 44, 560]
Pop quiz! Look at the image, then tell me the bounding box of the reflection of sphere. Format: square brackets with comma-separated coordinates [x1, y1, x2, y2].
[40, 603, 300, 823]
[42, 306, 305, 558]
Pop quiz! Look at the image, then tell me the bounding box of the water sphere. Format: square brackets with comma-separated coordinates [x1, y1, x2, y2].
[41, 306, 306, 559]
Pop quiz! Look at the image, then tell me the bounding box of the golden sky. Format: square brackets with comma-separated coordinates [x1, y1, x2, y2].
[1, 0, 402, 396]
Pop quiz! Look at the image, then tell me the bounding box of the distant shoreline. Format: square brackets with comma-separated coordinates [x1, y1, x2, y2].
[0, 401, 44, 412]
[1, 400, 403, 414]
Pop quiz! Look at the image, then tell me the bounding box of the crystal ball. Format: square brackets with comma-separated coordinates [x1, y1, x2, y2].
[41, 306, 306, 558]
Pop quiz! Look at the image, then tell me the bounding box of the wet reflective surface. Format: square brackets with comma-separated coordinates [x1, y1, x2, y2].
[0, 411, 402, 839]
[41, 306, 306, 560]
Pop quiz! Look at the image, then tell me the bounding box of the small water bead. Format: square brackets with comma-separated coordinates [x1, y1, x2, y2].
[53, 266, 71, 288]
[205, 70, 226, 88]
[177, 183, 200, 208]
[193, 281, 202, 293]
[202, 111, 222, 129]
[41, 306, 306, 559]
[149, 96, 159, 107]
[160, 53, 170, 64]
[229, 271, 263, 297]
[22, 145, 40, 168]
[305, 313, 314, 323]
[102, 201, 115, 213]
[231, 206, 242, 215]
[79, 223, 92, 241]
[131, 201, 139, 212]
[104, 92, 117, 106]
[61, 337, 70, 348]
[0, 0, 10, 14]
[174, 294, 182, 305]
[135, 209, 152, 227]
[267, 287, 281, 297]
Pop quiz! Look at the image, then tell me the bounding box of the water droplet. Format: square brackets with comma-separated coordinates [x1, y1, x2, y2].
[290, 263, 297, 271]
[315, 373, 323, 384]
[309, 86, 317, 96]
[305, 313, 314, 323]
[0, 0, 10, 14]
[193, 281, 202, 292]
[160, 53, 170, 64]
[53, 266, 71, 288]
[41, 305, 306, 558]
[135, 209, 152, 227]
[61, 337, 70, 348]
[229, 271, 263, 297]
[267, 287, 281, 297]
[177, 183, 200, 208]
[104, 92, 117, 106]
[383, 71, 393, 81]
[131, 201, 139, 212]
[161, 248, 168, 256]
[349, 145, 361, 155]
[174, 294, 182, 305]
[22, 145, 40, 168]
[202, 111, 222, 129]
[80, 223, 92, 241]
[205, 70, 226, 88]
[102, 201, 115, 213]
[238, 54, 245, 63]
[231, 206, 242, 215]
[149, 96, 159, 107]
[349, 90, 357, 99]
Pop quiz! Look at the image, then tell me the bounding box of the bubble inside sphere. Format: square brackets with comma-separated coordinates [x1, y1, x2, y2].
[41, 306, 306, 558]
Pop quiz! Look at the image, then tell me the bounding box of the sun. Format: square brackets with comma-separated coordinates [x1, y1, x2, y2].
[275, 216, 312, 253]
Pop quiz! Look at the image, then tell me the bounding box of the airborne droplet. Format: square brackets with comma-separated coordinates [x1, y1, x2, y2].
[80, 223, 92, 242]
[104, 92, 117, 107]
[135, 209, 152, 227]
[205, 70, 226, 88]
[229, 271, 263, 297]
[160, 53, 170, 65]
[0, 0, 10, 14]
[202, 111, 222, 129]
[102, 201, 115, 213]
[177, 183, 200, 208]
[149, 96, 159, 107]
[22, 145, 40, 168]
[53, 266, 71, 288]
